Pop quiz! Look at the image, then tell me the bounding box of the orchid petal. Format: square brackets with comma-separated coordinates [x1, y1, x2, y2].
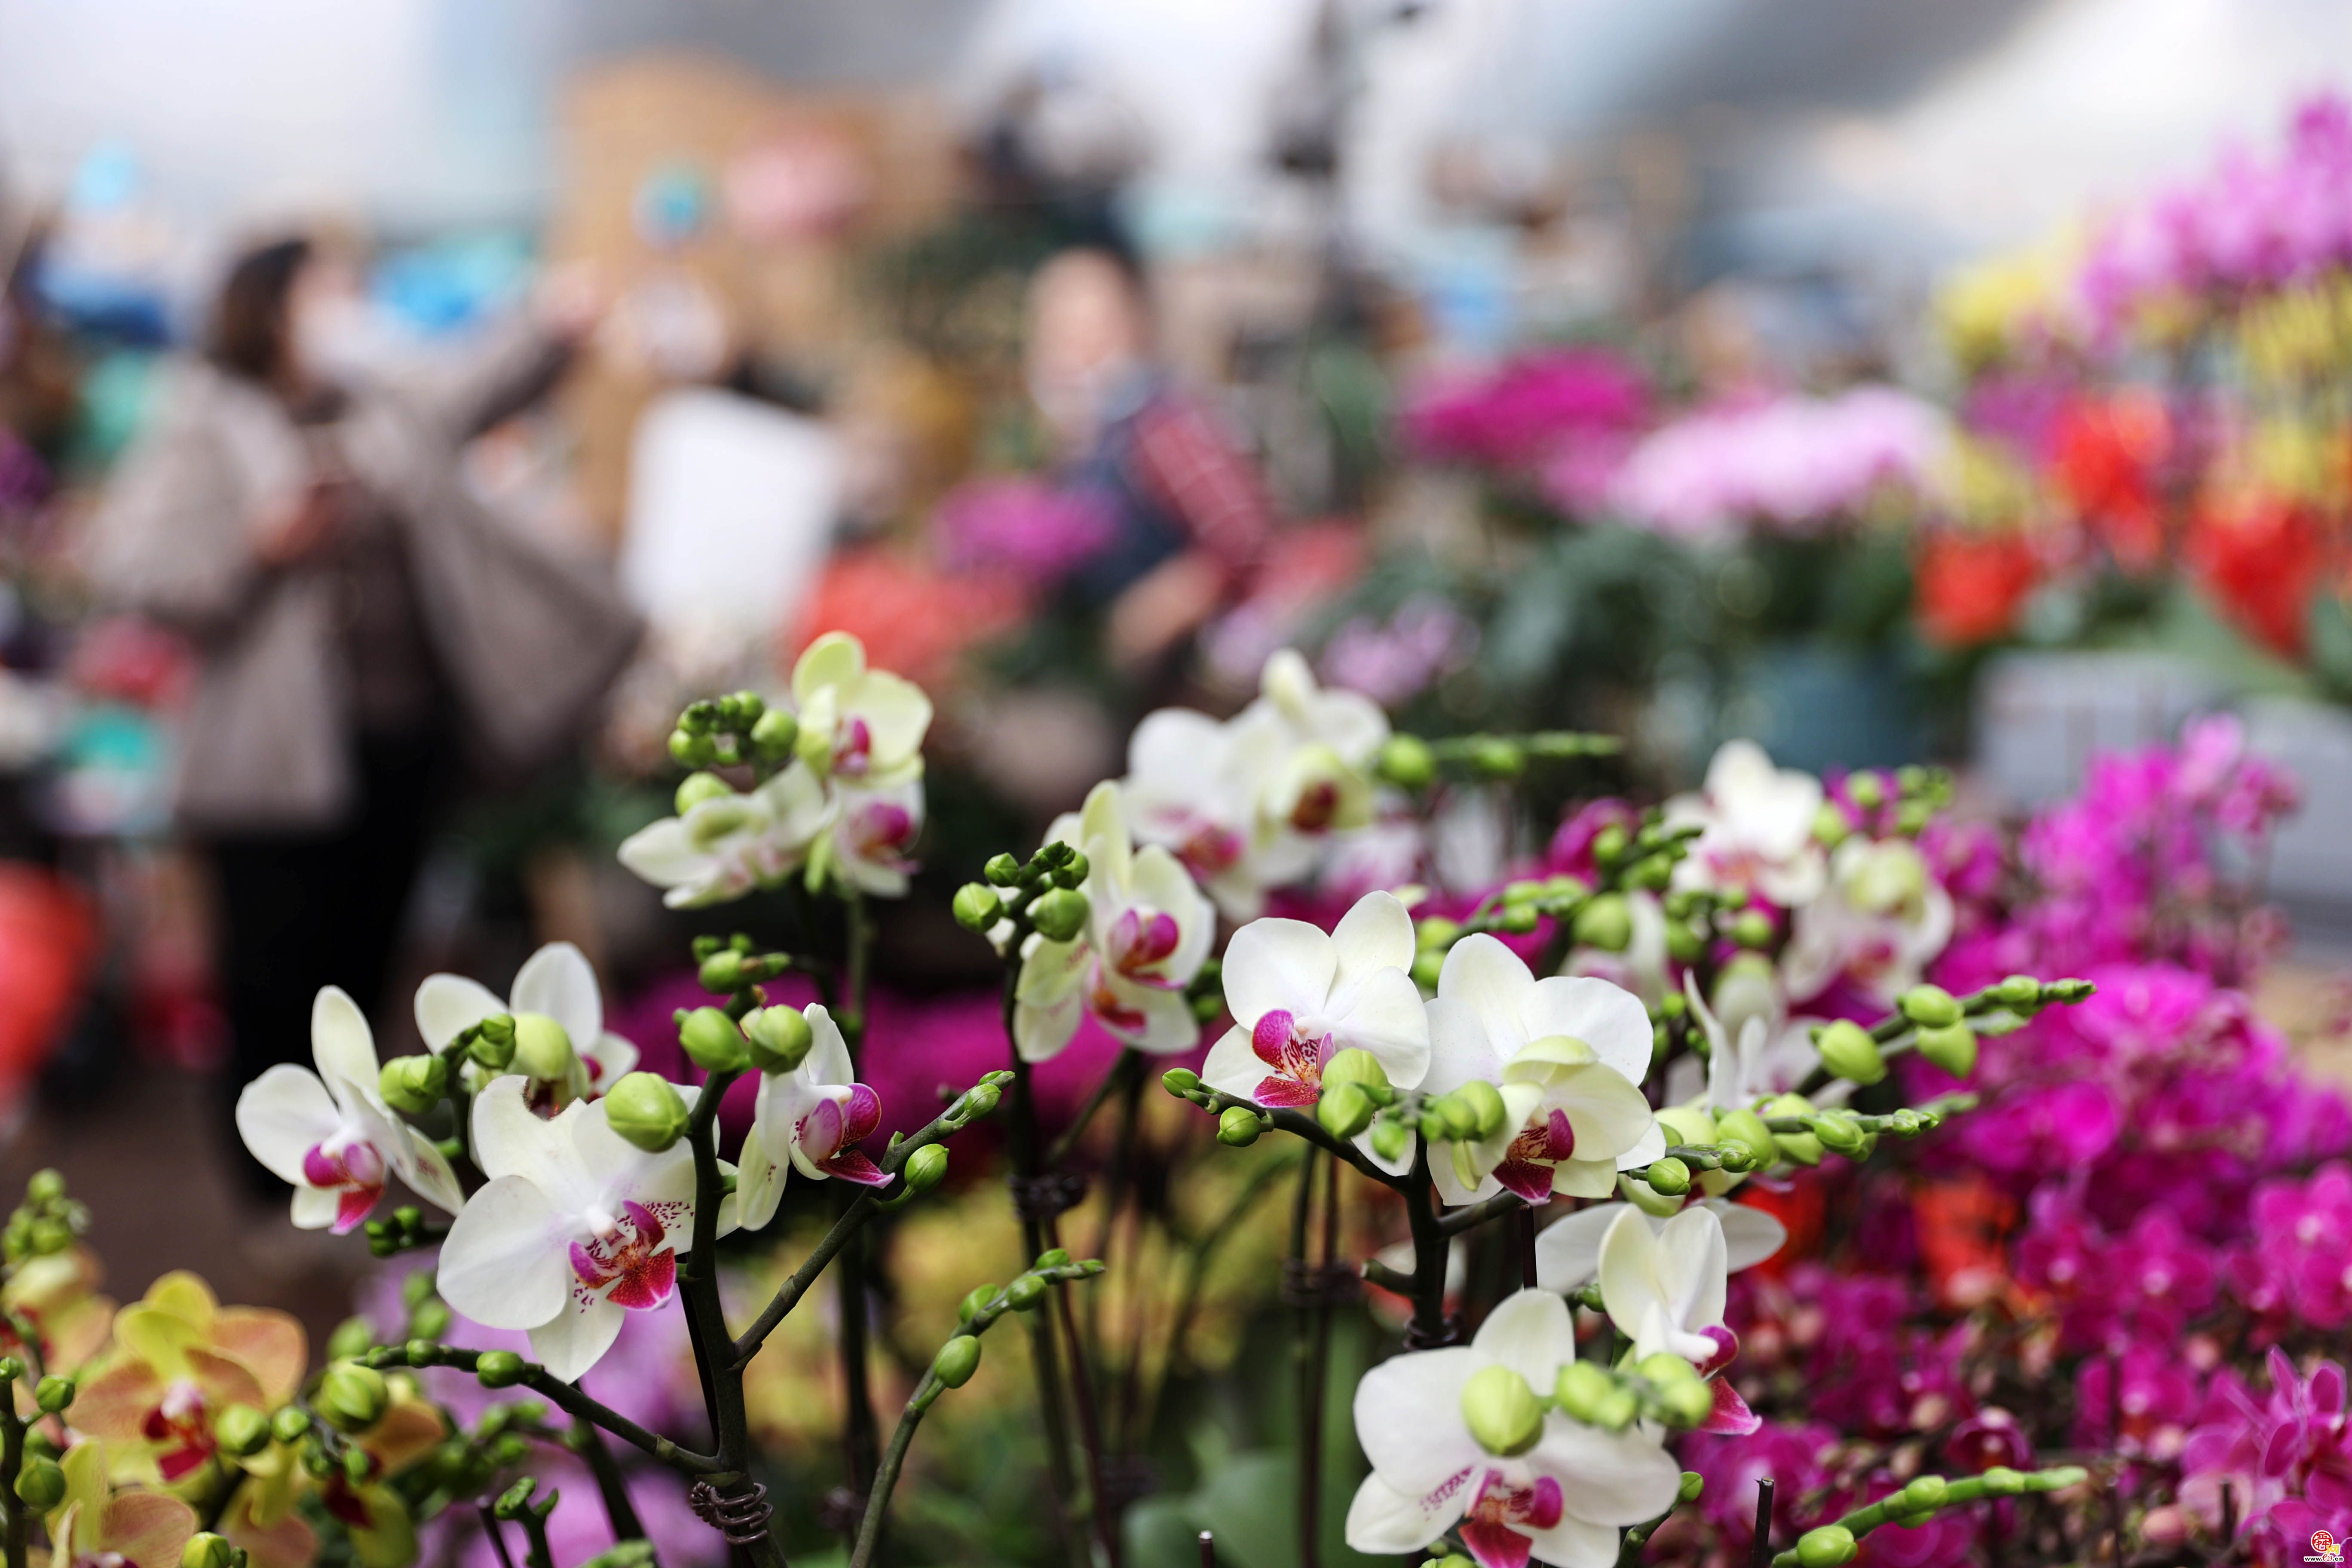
[309, 988, 380, 1110]
[1440, 936, 1534, 1057]
[1530, 1416, 1683, 1526]
[802, 1004, 854, 1088]
[438, 1176, 571, 1332]
[1333, 966, 1433, 1089]
[1223, 918, 1338, 1029]
[1200, 1025, 1265, 1100]
[1472, 1288, 1576, 1389]
[1330, 890, 1417, 991]
[414, 974, 507, 1053]
[1353, 1346, 1483, 1495]
[529, 1295, 626, 1384]
[235, 1066, 342, 1186]
[511, 943, 603, 1057]
[1344, 1469, 1475, 1556]
[1518, 976, 1653, 1087]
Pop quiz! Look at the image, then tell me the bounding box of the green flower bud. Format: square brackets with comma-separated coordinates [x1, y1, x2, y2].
[317, 1362, 389, 1433]
[603, 1073, 691, 1152]
[933, 1335, 982, 1389]
[475, 1352, 527, 1389]
[1472, 738, 1525, 779]
[1452, 1080, 1509, 1139]
[1729, 910, 1776, 949]
[1571, 894, 1633, 954]
[271, 1406, 312, 1445]
[961, 1082, 1001, 1118]
[1376, 735, 1437, 790]
[1161, 1068, 1200, 1095]
[1814, 1020, 1887, 1086]
[1645, 1157, 1692, 1197]
[952, 882, 1002, 932]
[1637, 1353, 1713, 1427]
[1029, 888, 1090, 942]
[214, 1402, 271, 1458]
[678, 1007, 750, 1073]
[956, 1286, 996, 1323]
[1460, 1365, 1545, 1457]
[1592, 1387, 1639, 1431]
[668, 729, 714, 769]
[983, 852, 1023, 886]
[1323, 1049, 1391, 1098]
[410, 1300, 451, 1341]
[1410, 951, 1445, 991]
[511, 1014, 576, 1083]
[326, 1317, 377, 1363]
[1591, 824, 1629, 866]
[1898, 1474, 1948, 1512]
[1415, 916, 1461, 951]
[1499, 903, 1541, 935]
[698, 949, 746, 991]
[1679, 1470, 1705, 1504]
[34, 1374, 73, 1415]
[1795, 1525, 1858, 1566]
[1899, 984, 1963, 1028]
[1655, 1105, 1718, 1147]
[1216, 1106, 1263, 1147]
[1995, 974, 2044, 1008]
[1005, 1276, 1048, 1311]
[1914, 1021, 1978, 1079]
[1714, 1107, 1778, 1170]
[1980, 1467, 2025, 1495]
[1036, 1246, 1072, 1268]
[1664, 919, 1705, 963]
[1619, 1171, 1686, 1218]
[1847, 771, 1885, 810]
[743, 1007, 814, 1073]
[182, 1533, 242, 1568]
[673, 772, 733, 816]
[1808, 1112, 1867, 1156]
[1317, 1082, 1376, 1140]
[1554, 1361, 1616, 1425]
[749, 707, 799, 757]
[14, 1458, 64, 1512]
[378, 1054, 449, 1115]
[1370, 1116, 1412, 1164]
[902, 1144, 949, 1195]
[1766, 1093, 1824, 1165]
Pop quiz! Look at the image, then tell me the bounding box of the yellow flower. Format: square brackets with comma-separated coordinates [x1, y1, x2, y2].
[72, 1273, 306, 1489]
[35, 1441, 197, 1568]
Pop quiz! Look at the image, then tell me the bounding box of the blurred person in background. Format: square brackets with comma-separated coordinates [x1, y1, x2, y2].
[83, 234, 640, 1193]
[1025, 245, 1271, 689]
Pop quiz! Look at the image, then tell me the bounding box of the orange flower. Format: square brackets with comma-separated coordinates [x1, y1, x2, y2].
[35, 1441, 197, 1568]
[72, 1273, 304, 1488]
[1914, 1175, 2017, 1312]
[2187, 488, 2328, 658]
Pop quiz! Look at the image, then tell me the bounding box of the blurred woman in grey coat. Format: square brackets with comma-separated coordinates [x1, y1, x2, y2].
[85, 236, 640, 1171]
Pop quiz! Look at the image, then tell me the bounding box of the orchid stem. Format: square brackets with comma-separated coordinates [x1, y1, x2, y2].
[1002, 980, 1087, 1568]
[0, 1375, 24, 1568]
[1403, 1144, 1455, 1347]
[360, 1347, 725, 1475]
[837, 1206, 880, 1492]
[569, 1422, 645, 1545]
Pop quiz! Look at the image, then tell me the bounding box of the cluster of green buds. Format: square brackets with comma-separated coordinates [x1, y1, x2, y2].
[1770, 1463, 2089, 1567]
[691, 932, 797, 997]
[430, 1012, 523, 1080]
[1625, 1097, 1969, 1207]
[1449, 1350, 1720, 1476]
[668, 690, 798, 774]
[873, 1072, 1010, 1206]
[3, 1168, 86, 1264]
[414, 1398, 543, 1507]
[956, 839, 1091, 945]
[1815, 765, 1955, 848]
[923, 1250, 1105, 1413]
[2, 1356, 70, 1510]
[1805, 975, 2095, 1094]
[360, 1204, 443, 1259]
[1378, 729, 1623, 791]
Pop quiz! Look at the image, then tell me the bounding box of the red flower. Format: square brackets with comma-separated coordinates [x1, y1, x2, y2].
[2051, 392, 2171, 571]
[2187, 489, 2327, 658]
[1916, 530, 2043, 647]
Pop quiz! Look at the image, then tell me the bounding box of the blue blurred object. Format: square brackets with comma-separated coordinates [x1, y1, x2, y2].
[633, 165, 712, 250]
[1733, 640, 1924, 775]
[371, 232, 536, 337]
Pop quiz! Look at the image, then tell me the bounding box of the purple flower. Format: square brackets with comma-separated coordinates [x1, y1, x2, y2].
[931, 477, 1114, 586]
[1317, 597, 1478, 708]
[1400, 349, 1650, 473]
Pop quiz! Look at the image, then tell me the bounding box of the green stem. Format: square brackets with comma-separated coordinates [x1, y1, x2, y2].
[568, 1423, 645, 1544]
[514, 1506, 557, 1568]
[1765, 1467, 2089, 1566]
[1403, 1145, 1454, 1346]
[1004, 979, 1086, 1568]
[849, 1373, 935, 1568]
[1438, 1191, 1527, 1236]
[837, 1207, 880, 1492]
[2, 1378, 24, 1568]
[1050, 1048, 1143, 1168]
[360, 1345, 725, 1475]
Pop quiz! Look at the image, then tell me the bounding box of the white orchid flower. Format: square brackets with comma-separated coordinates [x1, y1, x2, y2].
[1200, 891, 1431, 1108]
[790, 631, 931, 788]
[1664, 964, 1846, 1113]
[734, 1004, 889, 1231]
[413, 942, 640, 1109]
[1781, 835, 1955, 1004]
[1240, 649, 1389, 839]
[1535, 1199, 1787, 1293]
[1119, 705, 1299, 920]
[1013, 783, 1214, 1062]
[235, 989, 463, 1234]
[817, 777, 925, 898]
[1344, 1289, 1681, 1568]
[437, 1076, 736, 1382]
[1594, 1205, 1761, 1435]
[1421, 937, 1663, 1206]
[1663, 740, 1827, 907]
[617, 763, 830, 908]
